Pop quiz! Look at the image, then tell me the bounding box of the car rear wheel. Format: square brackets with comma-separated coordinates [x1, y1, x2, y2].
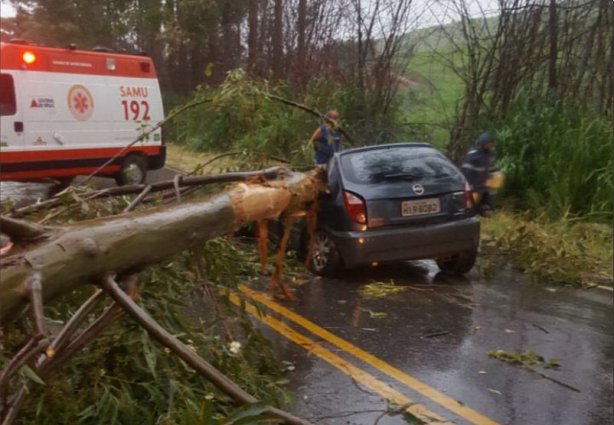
[310, 230, 342, 276]
[115, 154, 147, 186]
[436, 248, 478, 275]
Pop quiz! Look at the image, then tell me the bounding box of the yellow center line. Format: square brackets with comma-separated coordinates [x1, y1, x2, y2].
[227, 292, 452, 424]
[238, 284, 499, 425]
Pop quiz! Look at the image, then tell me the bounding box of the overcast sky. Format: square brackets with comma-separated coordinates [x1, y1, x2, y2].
[1, 0, 501, 27]
[1, 0, 15, 18]
[415, 0, 500, 28]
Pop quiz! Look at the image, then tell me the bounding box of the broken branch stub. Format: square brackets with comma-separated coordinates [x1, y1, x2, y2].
[0, 169, 325, 324]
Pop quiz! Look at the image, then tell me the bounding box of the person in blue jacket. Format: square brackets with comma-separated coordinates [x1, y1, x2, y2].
[310, 110, 341, 168]
[461, 132, 496, 215]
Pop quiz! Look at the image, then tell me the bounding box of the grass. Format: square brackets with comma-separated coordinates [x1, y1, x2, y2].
[165, 144, 244, 174]
[481, 211, 613, 287]
[399, 48, 465, 148]
[495, 96, 613, 220]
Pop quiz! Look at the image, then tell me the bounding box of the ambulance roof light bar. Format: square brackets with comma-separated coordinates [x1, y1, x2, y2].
[21, 51, 37, 65]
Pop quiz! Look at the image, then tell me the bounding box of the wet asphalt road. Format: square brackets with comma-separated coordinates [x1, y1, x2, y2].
[253, 260, 613, 425]
[0, 167, 176, 205]
[2, 171, 612, 425]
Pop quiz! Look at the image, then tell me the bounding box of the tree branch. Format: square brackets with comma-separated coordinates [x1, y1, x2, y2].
[9, 167, 287, 218]
[1, 170, 323, 324]
[81, 97, 213, 185]
[267, 94, 359, 146]
[0, 337, 49, 407]
[0, 216, 50, 241]
[35, 289, 105, 367]
[101, 275, 314, 425]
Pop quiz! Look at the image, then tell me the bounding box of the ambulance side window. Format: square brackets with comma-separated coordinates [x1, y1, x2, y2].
[0, 74, 17, 116]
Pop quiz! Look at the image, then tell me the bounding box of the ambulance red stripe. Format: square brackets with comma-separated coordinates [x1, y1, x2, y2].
[0, 146, 165, 181]
[1, 146, 162, 163]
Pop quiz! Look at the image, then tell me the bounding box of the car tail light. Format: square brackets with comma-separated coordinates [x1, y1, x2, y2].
[464, 181, 473, 210]
[343, 190, 367, 224]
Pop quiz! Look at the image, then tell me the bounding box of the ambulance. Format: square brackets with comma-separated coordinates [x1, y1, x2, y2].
[0, 40, 165, 186]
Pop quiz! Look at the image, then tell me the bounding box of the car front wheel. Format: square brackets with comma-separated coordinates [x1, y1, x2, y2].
[436, 248, 478, 275]
[310, 230, 342, 276]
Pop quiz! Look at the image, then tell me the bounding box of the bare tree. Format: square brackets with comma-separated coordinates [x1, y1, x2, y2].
[272, 0, 284, 79]
[429, 0, 612, 160]
[247, 0, 259, 74]
[548, 0, 558, 91]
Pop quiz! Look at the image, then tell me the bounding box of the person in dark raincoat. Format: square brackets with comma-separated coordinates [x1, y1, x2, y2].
[461, 132, 496, 215]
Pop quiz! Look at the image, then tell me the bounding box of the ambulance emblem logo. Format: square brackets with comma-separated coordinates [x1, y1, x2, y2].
[67, 85, 94, 121]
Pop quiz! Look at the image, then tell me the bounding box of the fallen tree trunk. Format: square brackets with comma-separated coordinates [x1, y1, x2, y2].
[0, 168, 324, 424]
[8, 167, 286, 218]
[0, 168, 323, 324]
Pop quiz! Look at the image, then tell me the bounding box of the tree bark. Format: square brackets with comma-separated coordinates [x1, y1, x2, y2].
[548, 0, 558, 92]
[0, 170, 324, 325]
[272, 0, 284, 79]
[293, 0, 307, 90]
[248, 0, 259, 75]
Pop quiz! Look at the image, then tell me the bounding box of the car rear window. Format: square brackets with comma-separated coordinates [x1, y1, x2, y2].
[340, 146, 463, 184]
[0, 74, 17, 116]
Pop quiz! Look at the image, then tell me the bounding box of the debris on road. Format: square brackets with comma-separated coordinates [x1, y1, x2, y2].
[360, 280, 407, 299]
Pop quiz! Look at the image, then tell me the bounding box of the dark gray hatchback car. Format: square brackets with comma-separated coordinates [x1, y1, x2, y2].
[307, 143, 480, 276]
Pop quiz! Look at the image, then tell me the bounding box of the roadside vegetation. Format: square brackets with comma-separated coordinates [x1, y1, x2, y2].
[10, 244, 296, 425]
[2, 181, 307, 425]
[481, 212, 612, 287]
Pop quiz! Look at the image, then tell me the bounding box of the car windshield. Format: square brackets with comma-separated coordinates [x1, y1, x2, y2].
[340, 146, 463, 184]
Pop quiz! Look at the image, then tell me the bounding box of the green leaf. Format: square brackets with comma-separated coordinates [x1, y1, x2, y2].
[204, 62, 215, 78]
[225, 402, 269, 424]
[20, 365, 45, 385]
[141, 332, 157, 378]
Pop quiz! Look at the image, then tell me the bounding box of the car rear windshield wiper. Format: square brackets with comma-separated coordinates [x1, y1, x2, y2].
[374, 172, 421, 181]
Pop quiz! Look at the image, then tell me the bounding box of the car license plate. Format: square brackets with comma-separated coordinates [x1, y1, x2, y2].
[401, 198, 440, 216]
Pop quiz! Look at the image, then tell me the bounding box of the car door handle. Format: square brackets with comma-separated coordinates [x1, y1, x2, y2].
[53, 132, 65, 145]
[14, 122, 24, 132]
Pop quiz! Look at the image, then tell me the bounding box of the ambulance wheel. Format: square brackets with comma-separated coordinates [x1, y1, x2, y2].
[48, 178, 74, 197]
[115, 154, 147, 186]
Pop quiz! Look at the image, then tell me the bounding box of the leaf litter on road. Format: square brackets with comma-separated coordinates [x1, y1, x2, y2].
[488, 349, 580, 392]
[360, 280, 407, 299]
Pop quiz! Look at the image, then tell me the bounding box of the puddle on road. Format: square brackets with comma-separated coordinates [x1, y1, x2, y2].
[0, 181, 50, 207]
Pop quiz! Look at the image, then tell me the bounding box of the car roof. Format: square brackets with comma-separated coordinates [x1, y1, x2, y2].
[336, 142, 435, 158]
